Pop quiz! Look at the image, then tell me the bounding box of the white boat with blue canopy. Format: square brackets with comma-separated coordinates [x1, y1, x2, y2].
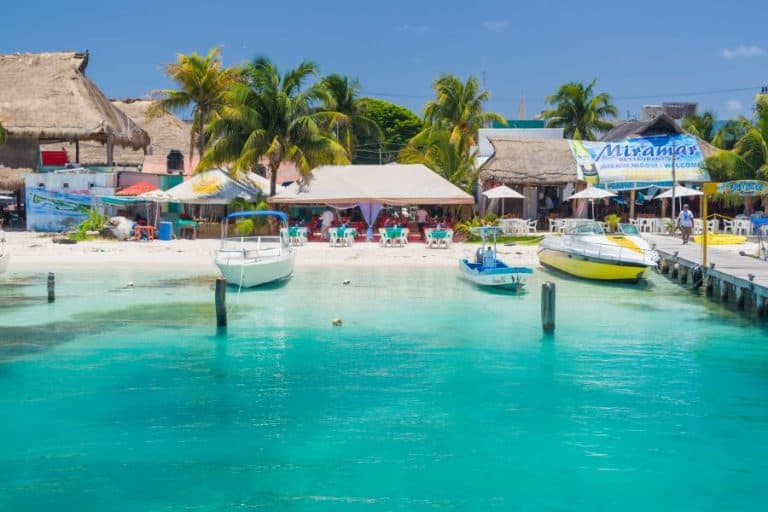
[214, 210, 295, 288]
[459, 226, 533, 290]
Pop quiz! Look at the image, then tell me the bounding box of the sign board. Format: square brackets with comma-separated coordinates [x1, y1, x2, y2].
[568, 135, 710, 185]
[716, 180, 768, 196]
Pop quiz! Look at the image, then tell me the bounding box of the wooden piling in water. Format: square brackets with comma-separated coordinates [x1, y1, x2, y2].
[47, 272, 55, 303]
[541, 282, 555, 332]
[215, 277, 227, 328]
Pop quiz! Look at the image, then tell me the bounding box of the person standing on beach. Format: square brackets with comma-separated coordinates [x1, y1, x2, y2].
[416, 206, 428, 238]
[320, 207, 335, 239]
[677, 204, 694, 244]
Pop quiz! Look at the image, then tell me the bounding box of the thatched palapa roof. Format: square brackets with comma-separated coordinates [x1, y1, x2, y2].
[0, 52, 149, 149]
[479, 137, 577, 185]
[42, 99, 195, 172]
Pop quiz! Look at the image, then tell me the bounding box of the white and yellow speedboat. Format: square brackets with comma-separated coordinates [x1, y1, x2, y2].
[538, 221, 658, 282]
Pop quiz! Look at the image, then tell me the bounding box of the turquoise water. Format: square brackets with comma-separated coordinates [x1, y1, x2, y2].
[1, 266, 767, 510]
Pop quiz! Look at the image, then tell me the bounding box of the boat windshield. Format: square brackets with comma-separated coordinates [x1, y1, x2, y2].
[618, 223, 640, 235]
[568, 221, 605, 235]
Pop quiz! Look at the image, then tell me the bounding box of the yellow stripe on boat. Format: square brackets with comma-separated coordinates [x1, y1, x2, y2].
[537, 248, 648, 281]
[607, 235, 643, 254]
[692, 234, 748, 245]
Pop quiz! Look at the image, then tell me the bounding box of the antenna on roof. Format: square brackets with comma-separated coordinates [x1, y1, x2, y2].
[518, 92, 527, 120]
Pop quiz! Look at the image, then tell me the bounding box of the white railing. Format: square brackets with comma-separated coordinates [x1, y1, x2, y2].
[218, 235, 288, 260]
[563, 239, 659, 266]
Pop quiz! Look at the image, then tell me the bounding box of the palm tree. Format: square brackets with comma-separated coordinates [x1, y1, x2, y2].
[541, 79, 618, 140]
[320, 74, 383, 159]
[399, 129, 478, 193]
[682, 111, 716, 142]
[149, 47, 236, 165]
[421, 74, 506, 153]
[201, 57, 349, 196]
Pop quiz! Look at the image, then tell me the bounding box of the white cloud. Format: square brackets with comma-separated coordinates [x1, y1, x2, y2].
[396, 24, 429, 33]
[726, 99, 743, 111]
[482, 19, 509, 32]
[721, 45, 765, 59]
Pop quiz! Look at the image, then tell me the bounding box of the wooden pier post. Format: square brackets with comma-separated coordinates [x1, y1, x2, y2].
[670, 262, 679, 280]
[215, 277, 227, 328]
[735, 287, 746, 310]
[541, 282, 555, 332]
[720, 281, 729, 304]
[47, 272, 55, 303]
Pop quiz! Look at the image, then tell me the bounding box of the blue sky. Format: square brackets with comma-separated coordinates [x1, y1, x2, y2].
[3, 0, 766, 120]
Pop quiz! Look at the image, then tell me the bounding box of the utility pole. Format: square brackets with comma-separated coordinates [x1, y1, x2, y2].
[671, 136, 677, 221]
[378, 144, 382, 165]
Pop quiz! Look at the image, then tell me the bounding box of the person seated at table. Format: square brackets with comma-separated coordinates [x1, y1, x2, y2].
[134, 213, 147, 227]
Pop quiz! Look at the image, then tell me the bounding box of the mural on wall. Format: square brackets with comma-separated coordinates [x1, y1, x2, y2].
[25, 188, 92, 232]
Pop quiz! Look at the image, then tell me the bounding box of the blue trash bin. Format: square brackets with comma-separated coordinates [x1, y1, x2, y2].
[157, 221, 173, 241]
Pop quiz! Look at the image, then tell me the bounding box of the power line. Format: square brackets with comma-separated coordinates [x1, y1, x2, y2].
[361, 85, 764, 104]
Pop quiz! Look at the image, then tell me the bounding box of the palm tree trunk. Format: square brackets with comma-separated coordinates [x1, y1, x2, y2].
[198, 110, 207, 168]
[270, 156, 279, 197]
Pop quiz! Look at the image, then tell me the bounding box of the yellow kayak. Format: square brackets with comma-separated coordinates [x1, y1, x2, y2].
[692, 234, 748, 245]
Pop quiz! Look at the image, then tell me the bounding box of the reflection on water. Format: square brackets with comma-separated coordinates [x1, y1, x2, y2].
[0, 267, 767, 511]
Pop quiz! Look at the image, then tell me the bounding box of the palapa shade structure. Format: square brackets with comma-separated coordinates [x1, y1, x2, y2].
[269, 164, 474, 205]
[0, 53, 149, 150]
[479, 138, 577, 185]
[41, 99, 195, 171]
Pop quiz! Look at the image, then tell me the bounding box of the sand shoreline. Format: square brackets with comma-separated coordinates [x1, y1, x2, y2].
[2, 231, 541, 272]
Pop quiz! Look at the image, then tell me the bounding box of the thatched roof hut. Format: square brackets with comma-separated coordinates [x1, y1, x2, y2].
[600, 113, 719, 157]
[0, 52, 149, 149]
[42, 99, 195, 172]
[478, 137, 577, 185]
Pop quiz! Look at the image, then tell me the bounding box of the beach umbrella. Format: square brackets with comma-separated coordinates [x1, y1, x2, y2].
[654, 185, 703, 199]
[482, 185, 525, 216]
[655, 185, 703, 214]
[565, 186, 616, 219]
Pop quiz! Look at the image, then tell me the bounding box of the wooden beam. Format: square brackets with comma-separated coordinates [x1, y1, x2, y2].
[106, 137, 114, 166]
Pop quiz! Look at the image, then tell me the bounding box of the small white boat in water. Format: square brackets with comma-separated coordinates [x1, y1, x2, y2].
[214, 211, 295, 288]
[0, 229, 8, 274]
[459, 226, 533, 290]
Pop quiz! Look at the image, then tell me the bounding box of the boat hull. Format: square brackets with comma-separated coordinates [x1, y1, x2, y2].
[538, 247, 648, 282]
[215, 251, 295, 288]
[459, 259, 528, 290]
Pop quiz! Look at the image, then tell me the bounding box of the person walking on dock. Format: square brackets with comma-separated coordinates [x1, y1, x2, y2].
[678, 204, 694, 244]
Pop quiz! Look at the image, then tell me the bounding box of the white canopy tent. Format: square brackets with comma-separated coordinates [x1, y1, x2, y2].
[269, 164, 474, 240]
[482, 185, 525, 217]
[566, 186, 616, 219]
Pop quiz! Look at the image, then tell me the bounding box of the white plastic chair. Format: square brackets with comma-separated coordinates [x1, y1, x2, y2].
[329, 229, 342, 247]
[527, 219, 537, 233]
[693, 219, 704, 235]
[722, 220, 734, 234]
[707, 219, 719, 233]
[378, 228, 391, 247]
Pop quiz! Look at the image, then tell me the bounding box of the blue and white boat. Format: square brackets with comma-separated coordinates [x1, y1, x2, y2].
[459, 226, 533, 290]
[214, 211, 295, 288]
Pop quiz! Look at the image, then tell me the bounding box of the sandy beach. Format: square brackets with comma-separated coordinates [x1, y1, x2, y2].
[2, 231, 541, 271]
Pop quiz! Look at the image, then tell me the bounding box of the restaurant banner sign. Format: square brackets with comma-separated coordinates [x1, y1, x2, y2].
[568, 135, 710, 185]
[716, 180, 768, 196]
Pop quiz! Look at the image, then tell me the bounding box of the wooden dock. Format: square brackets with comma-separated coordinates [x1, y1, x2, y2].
[646, 235, 768, 318]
